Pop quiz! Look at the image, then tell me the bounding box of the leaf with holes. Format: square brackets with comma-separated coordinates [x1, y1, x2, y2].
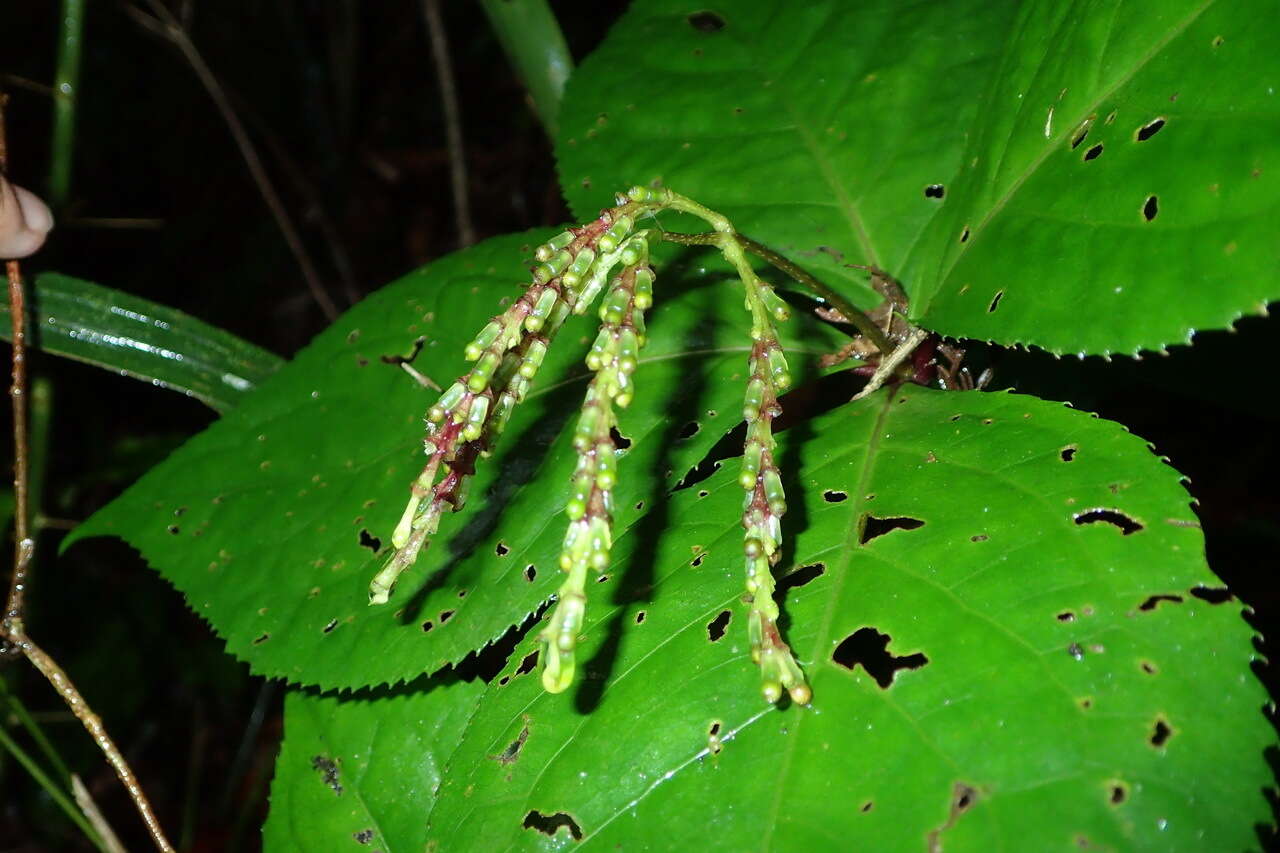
[65, 231, 844, 689]
[262, 678, 482, 852]
[289, 386, 1268, 850]
[557, 0, 1280, 356]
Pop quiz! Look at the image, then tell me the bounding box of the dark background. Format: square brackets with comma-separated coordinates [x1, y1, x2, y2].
[2, 2, 1275, 850]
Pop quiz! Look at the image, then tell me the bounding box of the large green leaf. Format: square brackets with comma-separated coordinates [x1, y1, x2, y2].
[66, 231, 844, 689]
[555, 0, 1280, 356]
[270, 387, 1270, 850]
[262, 678, 482, 852]
[0, 273, 282, 411]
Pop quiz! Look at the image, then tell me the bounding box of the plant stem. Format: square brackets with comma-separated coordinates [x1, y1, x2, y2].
[0, 723, 108, 851]
[479, 0, 572, 138]
[423, 0, 476, 248]
[48, 0, 85, 207]
[659, 230, 894, 356]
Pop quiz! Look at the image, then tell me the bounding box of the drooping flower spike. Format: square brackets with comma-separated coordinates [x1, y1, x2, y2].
[371, 186, 819, 705]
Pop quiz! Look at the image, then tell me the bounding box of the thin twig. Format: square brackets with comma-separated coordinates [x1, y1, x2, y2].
[125, 0, 340, 321]
[659, 230, 895, 355]
[72, 774, 128, 853]
[422, 0, 476, 247]
[2, 89, 176, 852]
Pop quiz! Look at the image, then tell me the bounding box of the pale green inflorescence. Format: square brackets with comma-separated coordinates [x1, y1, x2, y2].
[541, 235, 654, 693]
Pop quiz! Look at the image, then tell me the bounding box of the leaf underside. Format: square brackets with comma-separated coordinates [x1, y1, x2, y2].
[67, 230, 844, 689]
[267, 387, 1271, 851]
[556, 0, 1280, 356]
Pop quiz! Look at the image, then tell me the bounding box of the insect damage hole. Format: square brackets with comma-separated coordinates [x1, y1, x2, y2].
[677, 420, 700, 440]
[522, 810, 583, 841]
[491, 719, 530, 766]
[924, 183, 945, 199]
[495, 541, 510, 557]
[687, 10, 726, 32]
[609, 425, 632, 450]
[1136, 117, 1166, 141]
[1108, 781, 1129, 805]
[322, 619, 337, 634]
[1142, 195, 1159, 221]
[1138, 593, 1183, 611]
[987, 290, 1003, 313]
[823, 489, 848, 503]
[524, 564, 537, 582]
[831, 627, 929, 688]
[1060, 445, 1077, 461]
[1083, 143, 1104, 161]
[707, 609, 731, 642]
[859, 514, 925, 545]
[358, 528, 381, 553]
[779, 562, 825, 594]
[1074, 508, 1143, 535]
[1149, 717, 1173, 748]
[1189, 585, 1232, 604]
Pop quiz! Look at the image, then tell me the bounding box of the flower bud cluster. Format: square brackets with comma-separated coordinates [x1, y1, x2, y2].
[542, 254, 655, 694]
[739, 279, 810, 705]
[369, 202, 654, 606]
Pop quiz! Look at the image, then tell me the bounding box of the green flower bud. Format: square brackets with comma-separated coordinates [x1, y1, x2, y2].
[576, 269, 608, 314]
[759, 284, 791, 323]
[519, 339, 548, 379]
[461, 394, 490, 441]
[534, 230, 574, 262]
[542, 647, 574, 693]
[562, 248, 596, 289]
[464, 320, 503, 361]
[619, 235, 648, 267]
[766, 347, 791, 391]
[467, 351, 500, 393]
[739, 443, 762, 489]
[430, 381, 468, 421]
[488, 392, 515, 438]
[600, 284, 632, 325]
[586, 328, 614, 372]
[598, 215, 633, 253]
[633, 268, 654, 310]
[544, 299, 572, 335]
[743, 378, 765, 421]
[524, 287, 560, 332]
[595, 445, 617, 490]
[763, 469, 786, 516]
[617, 327, 639, 375]
[391, 494, 421, 549]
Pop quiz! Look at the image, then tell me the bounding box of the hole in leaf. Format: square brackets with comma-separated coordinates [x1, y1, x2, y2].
[1079, 697, 1093, 710]
[1212, 34, 1224, 47]
[311, 755, 342, 794]
[708, 721, 721, 737]
[522, 811, 583, 841]
[687, 10, 725, 32]
[524, 564, 537, 582]
[691, 553, 705, 567]
[358, 529, 381, 553]
[959, 226, 970, 243]
[1138, 593, 1183, 611]
[1070, 120, 1092, 149]
[1061, 445, 1077, 462]
[1142, 195, 1159, 221]
[859, 514, 925, 545]
[1074, 509, 1143, 535]
[495, 541, 510, 556]
[380, 336, 425, 367]
[634, 501, 644, 511]
[353, 829, 374, 844]
[515, 650, 539, 676]
[323, 619, 337, 634]
[1136, 117, 1165, 141]
[924, 184, 945, 199]
[1140, 660, 1158, 675]
[1150, 717, 1172, 748]
[595, 573, 610, 583]
[609, 425, 632, 450]
[458, 589, 468, 599]
[861, 801, 874, 813]
[421, 620, 434, 633]
[439, 609, 455, 624]
[970, 534, 988, 543]
[1189, 586, 1232, 604]
[697, 490, 709, 499]
[707, 610, 731, 642]
[831, 627, 929, 688]
[635, 610, 647, 624]
[1109, 782, 1128, 805]
[167, 525, 180, 535]
[779, 563, 825, 594]
[1084, 143, 1104, 161]
[677, 420, 700, 440]
[252, 633, 270, 645]
[987, 291, 1003, 313]
[823, 490, 848, 503]
[1056, 611, 1076, 622]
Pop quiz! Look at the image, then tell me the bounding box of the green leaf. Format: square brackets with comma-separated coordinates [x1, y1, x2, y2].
[263, 678, 482, 853]
[305, 387, 1265, 850]
[555, 0, 1280, 356]
[0, 273, 283, 411]
[66, 231, 844, 690]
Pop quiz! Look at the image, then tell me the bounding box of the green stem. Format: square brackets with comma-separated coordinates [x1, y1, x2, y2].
[659, 230, 894, 355]
[48, 0, 85, 207]
[0, 720, 108, 851]
[0, 676, 72, 783]
[479, 0, 572, 138]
